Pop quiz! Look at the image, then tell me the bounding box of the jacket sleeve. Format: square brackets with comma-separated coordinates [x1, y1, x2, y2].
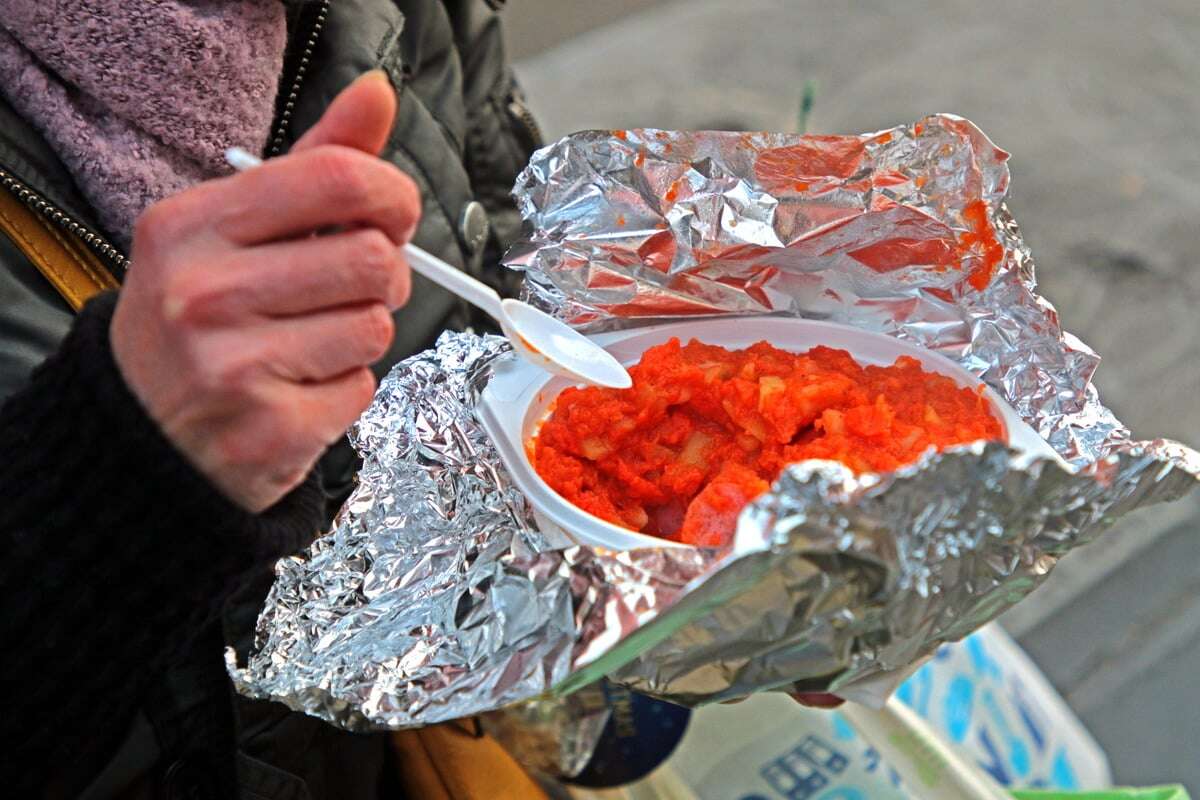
[0, 292, 324, 796]
[442, 0, 543, 294]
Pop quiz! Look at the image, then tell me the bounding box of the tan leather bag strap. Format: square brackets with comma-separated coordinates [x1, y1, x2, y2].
[389, 722, 550, 800]
[0, 188, 119, 311]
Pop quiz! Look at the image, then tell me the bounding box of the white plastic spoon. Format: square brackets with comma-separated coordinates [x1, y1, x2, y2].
[225, 147, 631, 389]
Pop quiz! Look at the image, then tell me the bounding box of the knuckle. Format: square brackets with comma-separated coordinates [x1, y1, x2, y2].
[162, 272, 227, 327]
[323, 370, 377, 435]
[188, 349, 253, 397]
[313, 147, 372, 208]
[161, 272, 202, 326]
[160, 272, 191, 321]
[392, 259, 412, 306]
[384, 168, 422, 232]
[348, 368, 378, 411]
[131, 208, 159, 249]
[393, 168, 421, 212]
[351, 230, 396, 289]
[358, 304, 395, 358]
[133, 199, 181, 253]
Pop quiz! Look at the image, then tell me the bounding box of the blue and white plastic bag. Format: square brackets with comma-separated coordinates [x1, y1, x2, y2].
[604, 625, 1109, 799]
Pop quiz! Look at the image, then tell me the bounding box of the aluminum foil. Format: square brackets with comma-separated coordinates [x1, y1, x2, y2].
[505, 116, 1124, 465]
[229, 115, 1199, 774]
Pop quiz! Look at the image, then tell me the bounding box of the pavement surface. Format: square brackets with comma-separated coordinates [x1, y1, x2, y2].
[505, 0, 1200, 791]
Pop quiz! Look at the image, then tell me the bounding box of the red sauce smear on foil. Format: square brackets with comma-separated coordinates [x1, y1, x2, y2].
[754, 137, 867, 190]
[533, 338, 1001, 547]
[959, 199, 1004, 290]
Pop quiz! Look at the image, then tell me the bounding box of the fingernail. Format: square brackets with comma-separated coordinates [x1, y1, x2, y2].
[352, 68, 391, 87]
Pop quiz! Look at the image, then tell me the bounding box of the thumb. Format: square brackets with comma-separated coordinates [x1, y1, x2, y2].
[292, 70, 397, 156]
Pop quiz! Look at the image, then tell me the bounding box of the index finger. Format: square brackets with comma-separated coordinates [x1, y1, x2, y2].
[213, 145, 421, 246]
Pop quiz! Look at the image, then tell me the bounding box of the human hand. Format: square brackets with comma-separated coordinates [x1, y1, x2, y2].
[112, 71, 417, 512]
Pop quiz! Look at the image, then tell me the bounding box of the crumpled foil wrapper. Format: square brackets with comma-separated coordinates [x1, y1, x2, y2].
[229, 115, 1200, 775]
[505, 116, 1133, 465]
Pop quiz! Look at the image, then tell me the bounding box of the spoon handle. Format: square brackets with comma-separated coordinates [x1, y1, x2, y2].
[402, 243, 504, 321]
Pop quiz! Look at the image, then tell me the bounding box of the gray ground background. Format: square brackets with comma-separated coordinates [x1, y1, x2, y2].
[504, 0, 1200, 791]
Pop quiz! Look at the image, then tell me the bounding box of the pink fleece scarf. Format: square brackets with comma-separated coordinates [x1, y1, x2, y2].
[0, 1, 288, 249]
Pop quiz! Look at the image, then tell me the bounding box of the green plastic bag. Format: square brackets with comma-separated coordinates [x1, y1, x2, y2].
[1012, 787, 1191, 800]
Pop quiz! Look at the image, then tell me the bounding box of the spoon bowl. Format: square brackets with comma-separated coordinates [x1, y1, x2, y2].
[398, 244, 632, 389]
[500, 299, 631, 389]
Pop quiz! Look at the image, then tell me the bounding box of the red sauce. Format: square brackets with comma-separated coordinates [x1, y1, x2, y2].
[533, 339, 1001, 547]
[959, 199, 1004, 290]
[517, 333, 541, 356]
[754, 138, 867, 191]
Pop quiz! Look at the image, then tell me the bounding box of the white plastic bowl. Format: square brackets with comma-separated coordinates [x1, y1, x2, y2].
[479, 317, 1062, 551]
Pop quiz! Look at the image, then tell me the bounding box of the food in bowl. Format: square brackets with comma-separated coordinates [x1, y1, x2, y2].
[531, 338, 1002, 547]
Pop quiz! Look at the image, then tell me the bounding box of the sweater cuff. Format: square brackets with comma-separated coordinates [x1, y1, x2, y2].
[4, 290, 325, 576]
[80, 292, 325, 561]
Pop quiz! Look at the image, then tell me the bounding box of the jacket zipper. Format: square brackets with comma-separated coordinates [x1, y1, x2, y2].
[267, 0, 330, 157]
[507, 90, 544, 151]
[0, 0, 330, 278]
[0, 165, 128, 273]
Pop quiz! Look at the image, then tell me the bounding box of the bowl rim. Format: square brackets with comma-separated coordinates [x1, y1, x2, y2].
[479, 316, 1062, 551]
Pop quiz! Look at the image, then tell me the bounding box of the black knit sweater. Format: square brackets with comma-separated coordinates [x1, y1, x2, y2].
[0, 292, 325, 796]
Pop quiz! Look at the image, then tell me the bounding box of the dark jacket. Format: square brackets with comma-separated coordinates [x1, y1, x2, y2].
[0, 1, 540, 797]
